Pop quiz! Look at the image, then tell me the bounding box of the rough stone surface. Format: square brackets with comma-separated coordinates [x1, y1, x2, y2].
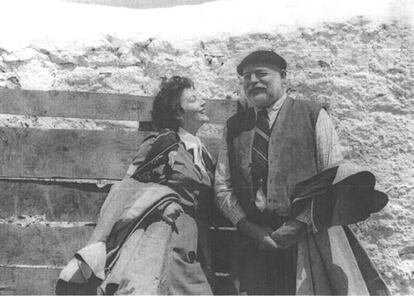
[0, 19, 413, 295]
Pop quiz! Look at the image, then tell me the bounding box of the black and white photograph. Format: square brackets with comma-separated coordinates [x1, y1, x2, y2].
[0, 0, 412, 295]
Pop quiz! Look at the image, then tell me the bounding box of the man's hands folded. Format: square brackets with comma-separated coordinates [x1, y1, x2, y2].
[270, 219, 307, 249]
[237, 217, 307, 250]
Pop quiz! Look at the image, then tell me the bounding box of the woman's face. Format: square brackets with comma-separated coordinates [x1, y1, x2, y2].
[179, 88, 209, 125]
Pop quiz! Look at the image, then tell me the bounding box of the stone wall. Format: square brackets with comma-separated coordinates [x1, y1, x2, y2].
[0, 17, 413, 294]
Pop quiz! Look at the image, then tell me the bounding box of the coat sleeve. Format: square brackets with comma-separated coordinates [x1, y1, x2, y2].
[315, 109, 344, 170]
[295, 109, 343, 225]
[214, 126, 247, 226]
[124, 135, 157, 178]
[124, 130, 180, 180]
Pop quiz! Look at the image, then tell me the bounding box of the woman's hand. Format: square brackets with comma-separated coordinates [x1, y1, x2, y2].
[162, 202, 184, 224]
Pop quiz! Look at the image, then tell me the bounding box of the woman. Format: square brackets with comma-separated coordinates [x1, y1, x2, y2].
[56, 76, 215, 295]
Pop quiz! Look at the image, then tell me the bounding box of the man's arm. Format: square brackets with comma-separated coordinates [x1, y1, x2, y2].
[315, 108, 344, 170]
[296, 108, 344, 224]
[214, 126, 247, 226]
[214, 126, 279, 250]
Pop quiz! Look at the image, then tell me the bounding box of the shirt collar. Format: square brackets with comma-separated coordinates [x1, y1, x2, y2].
[177, 127, 209, 173]
[177, 127, 202, 149]
[254, 92, 287, 114]
[267, 92, 287, 113]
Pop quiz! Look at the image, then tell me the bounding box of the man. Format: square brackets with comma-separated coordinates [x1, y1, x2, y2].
[214, 50, 389, 295]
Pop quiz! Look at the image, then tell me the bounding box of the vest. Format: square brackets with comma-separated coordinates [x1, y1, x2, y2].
[226, 97, 322, 218]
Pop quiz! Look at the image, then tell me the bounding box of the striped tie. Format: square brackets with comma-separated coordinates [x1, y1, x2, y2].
[252, 109, 270, 199]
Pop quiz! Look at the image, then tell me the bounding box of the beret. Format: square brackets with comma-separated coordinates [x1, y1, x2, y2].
[237, 50, 287, 75]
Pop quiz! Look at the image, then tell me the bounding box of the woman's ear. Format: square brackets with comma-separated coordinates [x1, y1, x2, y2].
[172, 107, 185, 122]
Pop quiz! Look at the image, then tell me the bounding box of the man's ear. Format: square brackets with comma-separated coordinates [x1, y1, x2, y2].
[280, 69, 287, 79]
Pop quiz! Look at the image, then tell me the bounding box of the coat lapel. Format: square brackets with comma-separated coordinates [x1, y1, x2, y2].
[233, 128, 255, 186]
[269, 96, 294, 131]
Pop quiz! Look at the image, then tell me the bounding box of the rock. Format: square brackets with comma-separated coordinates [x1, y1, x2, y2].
[64, 67, 102, 86]
[15, 60, 55, 90]
[145, 38, 177, 54]
[0, 58, 7, 72]
[119, 52, 141, 67]
[370, 94, 406, 114]
[2, 48, 39, 63]
[86, 50, 119, 67]
[0, 73, 21, 88]
[175, 55, 194, 68]
[102, 66, 157, 95]
[48, 51, 79, 65]
[317, 59, 330, 68]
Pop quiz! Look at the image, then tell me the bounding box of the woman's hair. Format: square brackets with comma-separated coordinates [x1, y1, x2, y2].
[152, 76, 194, 132]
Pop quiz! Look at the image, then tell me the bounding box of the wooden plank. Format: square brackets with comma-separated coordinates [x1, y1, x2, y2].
[0, 89, 237, 123]
[0, 265, 234, 295]
[0, 127, 223, 179]
[0, 265, 61, 295]
[0, 222, 236, 271]
[0, 89, 142, 121]
[0, 127, 140, 179]
[0, 180, 109, 222]
[0, 223, 237, 294]
[0, 223, 94, 266]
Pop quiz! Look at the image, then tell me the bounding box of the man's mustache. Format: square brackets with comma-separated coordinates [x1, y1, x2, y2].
[248, 86, 266, 94]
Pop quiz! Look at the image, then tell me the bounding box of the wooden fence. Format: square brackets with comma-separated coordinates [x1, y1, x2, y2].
[0, 89, 238, 294]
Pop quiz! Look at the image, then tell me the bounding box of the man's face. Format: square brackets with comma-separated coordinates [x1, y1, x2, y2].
[242, 62, 285, 109]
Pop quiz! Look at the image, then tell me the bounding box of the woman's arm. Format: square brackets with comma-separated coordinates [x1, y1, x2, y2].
[124, 130, 184, 223]
[126, 130, 180, 181]
[124, 135, 156, 179]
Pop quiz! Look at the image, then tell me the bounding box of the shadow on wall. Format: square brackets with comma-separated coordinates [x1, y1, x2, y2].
[60, 0, 220, 9]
